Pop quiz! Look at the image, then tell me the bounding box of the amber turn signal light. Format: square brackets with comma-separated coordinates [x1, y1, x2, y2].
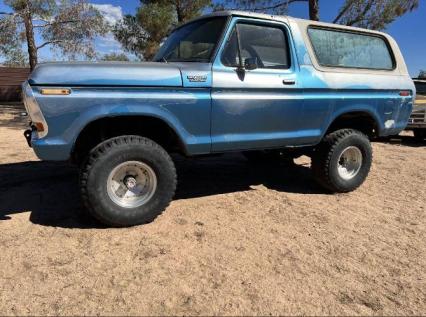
[41, 88, 71, 95]
[34, 122, 45, 132]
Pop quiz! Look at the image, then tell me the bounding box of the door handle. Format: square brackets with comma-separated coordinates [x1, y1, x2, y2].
[283, 79, 296, 85]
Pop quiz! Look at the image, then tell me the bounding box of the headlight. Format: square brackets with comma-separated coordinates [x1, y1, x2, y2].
[22, 81, 48, 138]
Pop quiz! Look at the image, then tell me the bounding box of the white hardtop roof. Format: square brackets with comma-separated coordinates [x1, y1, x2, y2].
[196, 10, 389, 38]
[200, 10, 288, 22]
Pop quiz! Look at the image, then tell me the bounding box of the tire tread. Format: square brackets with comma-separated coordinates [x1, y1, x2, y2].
[79, 135, 176, 227]
[312, 129, 372, 193]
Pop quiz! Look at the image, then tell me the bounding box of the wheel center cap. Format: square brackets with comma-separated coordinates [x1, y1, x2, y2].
[124, 176, 137, 189]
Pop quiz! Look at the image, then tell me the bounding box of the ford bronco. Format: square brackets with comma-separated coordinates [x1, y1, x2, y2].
[23, 11, 415, 227]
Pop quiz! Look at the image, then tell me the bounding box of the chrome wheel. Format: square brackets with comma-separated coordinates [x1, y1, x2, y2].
[337, 146, 363, 180]
[107, 161, 157, 208]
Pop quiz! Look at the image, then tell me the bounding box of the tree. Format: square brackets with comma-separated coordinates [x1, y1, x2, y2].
[222, 0, 418, 29]
[419, 70, 426, 79]
[101, 52, 130, 62]
[309, 0, 319, 21]
[0, 0, 107, 70]
[113, 0, 419, 61]
[114, 0, 211, 61]
[0, 14, 26, 66]
[333, 0, 419, 30]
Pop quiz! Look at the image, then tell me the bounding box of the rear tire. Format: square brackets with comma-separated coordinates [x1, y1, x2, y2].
[312, 129, 372, 193]
[413, 129, 426, 141]
[80, 135, 176, 227]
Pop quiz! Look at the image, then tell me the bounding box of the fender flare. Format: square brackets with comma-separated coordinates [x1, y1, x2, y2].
[322, 107, 382, 139]
[69, 105, 191, 155]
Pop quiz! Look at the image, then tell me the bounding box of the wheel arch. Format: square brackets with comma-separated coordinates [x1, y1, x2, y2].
[324, 110, 381, 139]
[71, 114, 188, 164]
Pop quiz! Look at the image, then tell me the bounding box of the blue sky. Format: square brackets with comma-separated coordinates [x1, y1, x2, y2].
[0, 0, 425, 76]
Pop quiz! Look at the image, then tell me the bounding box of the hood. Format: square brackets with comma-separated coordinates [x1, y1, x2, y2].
[28, 62, 183, 87]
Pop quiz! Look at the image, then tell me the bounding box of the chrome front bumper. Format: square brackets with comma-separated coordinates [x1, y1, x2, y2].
[22, 81, 49, 139]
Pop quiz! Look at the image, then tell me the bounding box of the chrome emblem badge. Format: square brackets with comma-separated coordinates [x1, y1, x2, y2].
[187, 75, 207, 83]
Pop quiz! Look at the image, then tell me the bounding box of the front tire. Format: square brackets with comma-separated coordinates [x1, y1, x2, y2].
[312, 129, 372, 193]
[80, 136, 176, 227]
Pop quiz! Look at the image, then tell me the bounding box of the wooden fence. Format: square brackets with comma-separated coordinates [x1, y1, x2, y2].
[0, 67, 31, 102]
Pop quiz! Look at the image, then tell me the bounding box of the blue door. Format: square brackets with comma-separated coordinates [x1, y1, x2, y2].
[211, 18, 305, 152]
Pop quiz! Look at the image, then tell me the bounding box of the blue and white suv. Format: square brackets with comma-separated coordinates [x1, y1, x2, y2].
[23, 11, 415, 226]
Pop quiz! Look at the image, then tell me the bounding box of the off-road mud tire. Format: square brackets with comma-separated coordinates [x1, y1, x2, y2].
[80, 135, 176, 227]
[312, 129, 372, 193]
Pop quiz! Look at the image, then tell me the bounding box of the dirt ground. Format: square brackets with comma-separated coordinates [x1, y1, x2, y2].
[0, 103, 425, 316]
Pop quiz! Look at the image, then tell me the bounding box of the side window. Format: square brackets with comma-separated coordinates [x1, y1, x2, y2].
[308, 27, 394, 70]
[222, 23, 291, 69]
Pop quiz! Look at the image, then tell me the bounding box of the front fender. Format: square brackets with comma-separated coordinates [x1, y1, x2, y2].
[32, 87, 212, 160]
[69, 104, 192, 153]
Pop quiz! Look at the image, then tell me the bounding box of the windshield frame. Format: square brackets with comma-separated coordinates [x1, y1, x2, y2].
[154, 16, 231, 63]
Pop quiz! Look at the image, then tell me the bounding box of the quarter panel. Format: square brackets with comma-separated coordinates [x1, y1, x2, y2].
[290, 17, 414, 139]
[298, 65, 414, 140]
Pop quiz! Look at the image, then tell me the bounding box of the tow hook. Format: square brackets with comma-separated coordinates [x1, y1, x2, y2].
[24, 129, 32, 147]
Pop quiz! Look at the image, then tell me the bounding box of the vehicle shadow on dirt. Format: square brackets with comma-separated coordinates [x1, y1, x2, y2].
[0, 155, 324, 229]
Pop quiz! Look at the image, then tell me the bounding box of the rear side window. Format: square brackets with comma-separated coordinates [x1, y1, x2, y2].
[222, 23, 291, 69]
[308, 27, 395, 70]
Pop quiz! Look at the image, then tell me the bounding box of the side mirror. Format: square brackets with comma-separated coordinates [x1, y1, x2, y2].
[244, 57, 258, 70]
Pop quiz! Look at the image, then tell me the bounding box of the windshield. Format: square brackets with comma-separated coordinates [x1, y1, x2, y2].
[154, 17, 228, 63]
